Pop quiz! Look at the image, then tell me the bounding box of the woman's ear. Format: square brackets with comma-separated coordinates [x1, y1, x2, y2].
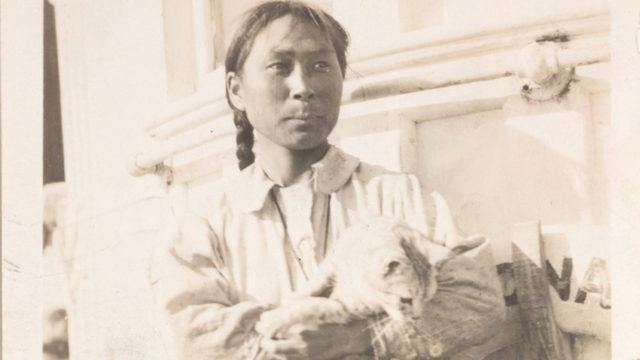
[226, 72, 245, 111]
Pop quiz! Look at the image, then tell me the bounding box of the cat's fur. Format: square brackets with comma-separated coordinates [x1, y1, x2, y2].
[255, 216, 447, 339]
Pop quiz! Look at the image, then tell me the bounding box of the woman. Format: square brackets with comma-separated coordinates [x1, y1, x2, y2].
[151, 1, 505, 359]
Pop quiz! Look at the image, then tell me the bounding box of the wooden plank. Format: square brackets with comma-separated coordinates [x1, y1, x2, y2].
[511, 221, 573, 360]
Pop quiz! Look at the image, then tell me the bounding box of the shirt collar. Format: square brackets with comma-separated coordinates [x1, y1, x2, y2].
[228, 145, 360, 213]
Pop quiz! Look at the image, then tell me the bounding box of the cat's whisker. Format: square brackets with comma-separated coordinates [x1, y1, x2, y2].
[369, 315, 393, 329]
[370, 328, 387, 344]
[366, 321, 390, 338]
[375, 318, 398, 340]
[367, 319, 392, 343]
[404, 319, 435, 343]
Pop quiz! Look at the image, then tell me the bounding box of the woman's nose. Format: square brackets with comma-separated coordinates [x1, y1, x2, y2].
[288, 67, 315, 101]
[412, 297, 423, 319]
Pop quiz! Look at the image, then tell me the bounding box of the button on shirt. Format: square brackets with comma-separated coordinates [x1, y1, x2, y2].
[150, 146, 506, 360]
[271, 181, 330, 286]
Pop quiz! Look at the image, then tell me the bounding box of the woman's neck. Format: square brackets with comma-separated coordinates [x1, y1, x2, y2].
[258, 141, 330, 187]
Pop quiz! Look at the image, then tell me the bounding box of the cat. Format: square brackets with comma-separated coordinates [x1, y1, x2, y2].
[254, 216, 451, 349]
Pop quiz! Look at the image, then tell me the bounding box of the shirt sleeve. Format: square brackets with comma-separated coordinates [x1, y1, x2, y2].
[150, 212, 268, 360]
[370, 174, 506, 359]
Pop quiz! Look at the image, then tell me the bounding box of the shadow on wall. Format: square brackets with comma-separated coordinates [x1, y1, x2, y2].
[502, 94, 603, 227]
[43, 182, 69, 360]
[44, 0, 68, 357]
[44, 0, 65, 186]
[415, 86, 606, 265]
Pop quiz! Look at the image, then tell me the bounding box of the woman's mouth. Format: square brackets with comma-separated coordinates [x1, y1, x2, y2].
[285, 114, 321, 121]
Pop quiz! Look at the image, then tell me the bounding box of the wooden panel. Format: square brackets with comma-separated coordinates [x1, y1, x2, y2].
[162, 0, 198, 101]
[511, 221, 573, 360]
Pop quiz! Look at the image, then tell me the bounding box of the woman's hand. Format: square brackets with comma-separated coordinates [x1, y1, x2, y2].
[258, 318, 372, 360]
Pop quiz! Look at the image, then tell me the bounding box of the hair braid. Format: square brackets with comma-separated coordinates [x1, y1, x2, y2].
[225, 1, 350, 170]
[233, 111, 255, 170]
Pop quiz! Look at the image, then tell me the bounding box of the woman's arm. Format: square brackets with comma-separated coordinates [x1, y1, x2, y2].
[257, 318, 373, 360]
[150, 213, 269, 360]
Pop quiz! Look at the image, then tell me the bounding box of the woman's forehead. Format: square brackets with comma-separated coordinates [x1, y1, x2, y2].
[249, 15, 335, 57]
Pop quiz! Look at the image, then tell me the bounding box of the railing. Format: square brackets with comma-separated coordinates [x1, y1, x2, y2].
[128, 10, 610, 184]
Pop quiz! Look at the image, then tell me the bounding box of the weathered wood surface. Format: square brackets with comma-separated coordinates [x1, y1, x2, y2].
[511, 221, 573, 360]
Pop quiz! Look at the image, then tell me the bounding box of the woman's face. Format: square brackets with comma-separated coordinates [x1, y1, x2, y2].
[228, 15, 344, 152]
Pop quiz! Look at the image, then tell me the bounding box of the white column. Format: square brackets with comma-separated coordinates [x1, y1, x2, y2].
[52, 1, 177, 358]
[610, 0, 640, 358]
[1, 0, 43, 358]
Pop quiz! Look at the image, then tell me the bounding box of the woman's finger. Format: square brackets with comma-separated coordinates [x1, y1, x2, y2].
[256, 309, 290, 337]
[260, 336, 309, 360]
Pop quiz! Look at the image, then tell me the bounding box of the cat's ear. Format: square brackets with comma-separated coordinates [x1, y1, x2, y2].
[410, 231, 435, 259]
[393, 222, 429, 248]
[396, 224, 452, 265]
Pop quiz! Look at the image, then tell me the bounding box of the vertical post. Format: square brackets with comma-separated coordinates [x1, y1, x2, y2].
[162, 0, 199, 101]
[511, 222, 573, 360]
[610, 0, 640, 358]
[1, 0, 43, 358]
[210, 0, 226, 69]
[192, 0, 215, 85]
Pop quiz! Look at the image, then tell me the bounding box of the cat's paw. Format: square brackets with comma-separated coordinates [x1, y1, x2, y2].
[254, 307, 291, 337]
[255, 297, 344, 337]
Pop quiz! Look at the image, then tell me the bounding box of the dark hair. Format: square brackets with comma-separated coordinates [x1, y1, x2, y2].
[224, 0, 350, 170]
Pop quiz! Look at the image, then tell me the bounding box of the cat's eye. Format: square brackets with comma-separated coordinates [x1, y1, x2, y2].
[384, 260, 401, 277]
[400, 297, 413, 306]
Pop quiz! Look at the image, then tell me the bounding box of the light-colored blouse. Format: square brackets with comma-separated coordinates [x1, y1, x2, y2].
[151, 146, 505, 359]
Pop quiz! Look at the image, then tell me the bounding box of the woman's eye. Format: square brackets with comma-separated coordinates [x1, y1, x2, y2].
[314, 62, 331, 72]
[268, 62, 290, 72]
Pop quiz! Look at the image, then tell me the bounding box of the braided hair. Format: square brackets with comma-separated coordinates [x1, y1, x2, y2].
[232, 111, 255, 171]
[224, 0, 350, 170]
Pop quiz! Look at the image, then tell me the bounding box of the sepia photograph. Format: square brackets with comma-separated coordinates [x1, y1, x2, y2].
[3, 0, 640, 359]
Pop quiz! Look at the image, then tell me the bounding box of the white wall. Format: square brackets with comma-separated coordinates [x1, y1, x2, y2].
[52, 1, 177, 358]
[1, 1, 43, 358]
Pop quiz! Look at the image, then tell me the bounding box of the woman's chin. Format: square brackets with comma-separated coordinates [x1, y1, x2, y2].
[282, 136, 330, 153]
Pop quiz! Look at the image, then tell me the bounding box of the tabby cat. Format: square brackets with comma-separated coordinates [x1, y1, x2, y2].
[255, 216, 449, 342]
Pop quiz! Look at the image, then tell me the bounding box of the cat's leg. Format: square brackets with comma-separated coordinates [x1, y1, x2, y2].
[255, 297, 349, 338]
[294, 260, 337, 299]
